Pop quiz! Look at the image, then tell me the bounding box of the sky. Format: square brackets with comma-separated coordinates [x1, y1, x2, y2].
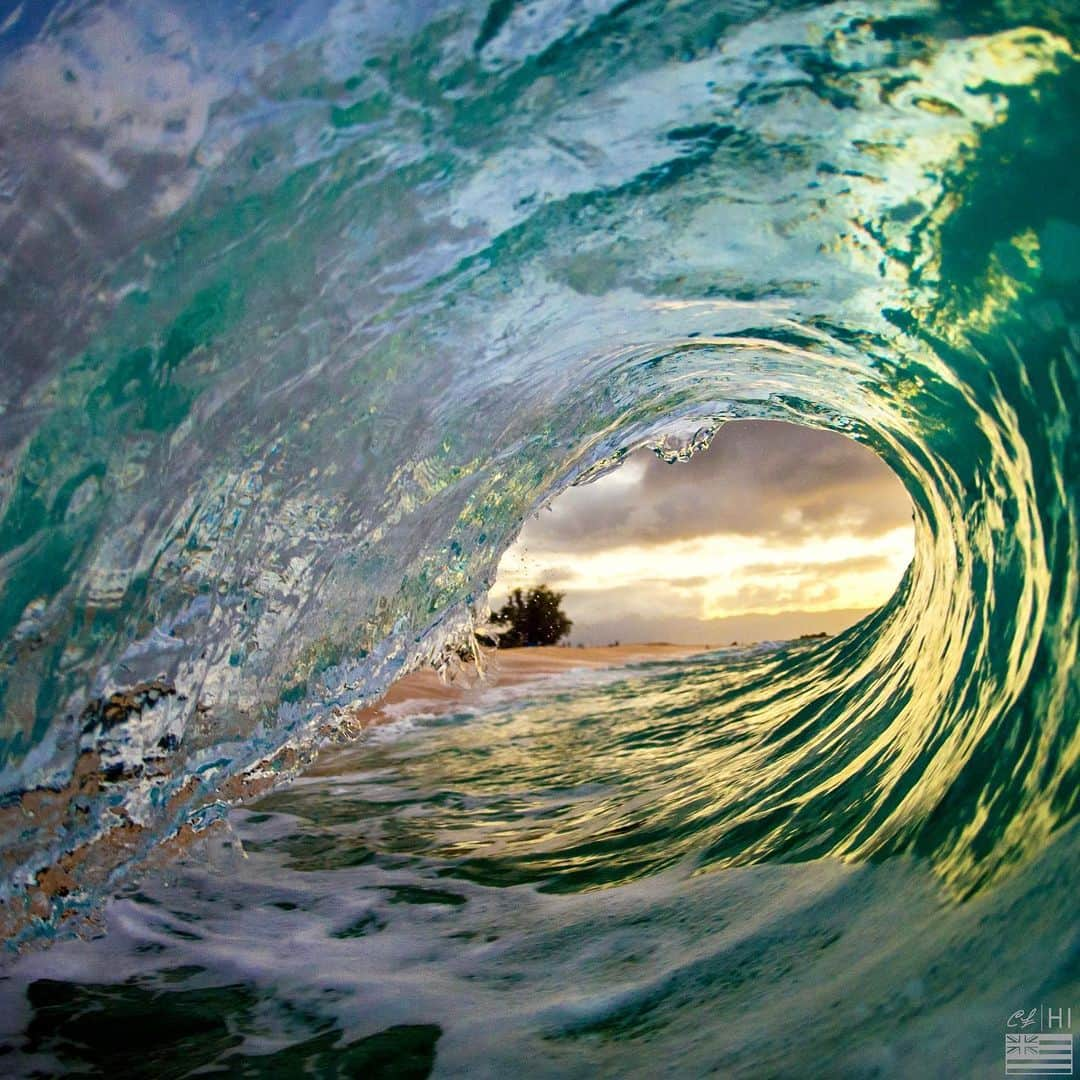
[490, 420, 915, 645]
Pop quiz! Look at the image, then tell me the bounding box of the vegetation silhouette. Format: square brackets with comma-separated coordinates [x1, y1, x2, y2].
[491, 586, 573, 647]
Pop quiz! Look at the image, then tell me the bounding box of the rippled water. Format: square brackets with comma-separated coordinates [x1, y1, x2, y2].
[1, 655, 1077, 1076]
[0, 0, 1077, 1074]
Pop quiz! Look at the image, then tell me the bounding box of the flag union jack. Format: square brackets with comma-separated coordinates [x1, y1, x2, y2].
[1010, 1032, 1045, 1058]
[1009, 1035, 1045, 1056]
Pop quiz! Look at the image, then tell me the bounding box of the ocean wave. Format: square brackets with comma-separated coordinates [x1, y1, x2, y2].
[0, 0, 1076, 944]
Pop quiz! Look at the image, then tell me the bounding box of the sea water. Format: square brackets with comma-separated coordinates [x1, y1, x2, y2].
[0, 653, 1076, 1076]
[0, 1, 1077, 1075]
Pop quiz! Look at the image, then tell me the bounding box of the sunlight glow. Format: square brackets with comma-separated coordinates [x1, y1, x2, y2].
[493, 525, 913, 620]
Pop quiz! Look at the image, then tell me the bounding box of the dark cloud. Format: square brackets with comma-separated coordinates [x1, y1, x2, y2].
[534, 564, 576, 585]
[523, 420, 912, 552]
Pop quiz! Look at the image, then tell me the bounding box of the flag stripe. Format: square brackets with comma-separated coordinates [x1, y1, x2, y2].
[1007, 1053, 1075, 1059]
[1006, 1050, 1075, 1056]
[1006, 1037, 1073, 1045]
[1002, 1062, 1071, 1071]
[1006, 1064, 1073, 1070]
[1006, 1061, 1074, 1066]
[1002, 1049, 1071, 1058]
[1006, 1034, 1073, 1040]
[1006, 1067, 1072, 1073]
[1006, 1051, 1074, 1057]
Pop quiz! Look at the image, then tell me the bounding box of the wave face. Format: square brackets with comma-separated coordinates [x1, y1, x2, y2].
[0, 0, 1077, 941]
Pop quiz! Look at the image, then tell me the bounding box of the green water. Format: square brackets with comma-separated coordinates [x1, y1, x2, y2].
[0, 0, 1077, 1074]
[0, 655, 1076, 1076]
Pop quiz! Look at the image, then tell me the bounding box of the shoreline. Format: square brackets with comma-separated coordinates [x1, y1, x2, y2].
[354, 642, 704, 719]
[308, 643, 706, 770]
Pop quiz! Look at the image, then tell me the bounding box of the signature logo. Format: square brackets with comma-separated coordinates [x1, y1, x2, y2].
[1011, 1009, 1041, 1029]
[1005, 1007, 1073, 1076]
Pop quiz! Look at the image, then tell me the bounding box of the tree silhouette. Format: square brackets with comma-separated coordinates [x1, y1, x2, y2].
[492, 586, 573, 647]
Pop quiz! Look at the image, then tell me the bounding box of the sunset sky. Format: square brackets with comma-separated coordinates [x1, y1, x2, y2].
[491, 420, 915, 645]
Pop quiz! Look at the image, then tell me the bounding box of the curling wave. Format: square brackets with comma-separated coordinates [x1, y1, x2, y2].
[0, 0, 1077, 944]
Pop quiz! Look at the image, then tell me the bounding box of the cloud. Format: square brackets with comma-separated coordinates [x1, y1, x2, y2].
[534, 564, 577, 585]
[522, 420, 912, 552]
[542, 540, 908, 623]
[734, 553, 894, 578]
[491, 420, 914, 643]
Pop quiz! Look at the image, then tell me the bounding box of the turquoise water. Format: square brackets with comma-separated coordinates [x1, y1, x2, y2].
[0, 0, 1078, 1074]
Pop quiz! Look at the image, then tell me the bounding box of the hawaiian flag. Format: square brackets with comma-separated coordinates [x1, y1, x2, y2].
[1006, 1033, 1074, 1074]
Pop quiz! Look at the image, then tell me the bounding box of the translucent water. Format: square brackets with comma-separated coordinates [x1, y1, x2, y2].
[0, 0, 1077, 1073]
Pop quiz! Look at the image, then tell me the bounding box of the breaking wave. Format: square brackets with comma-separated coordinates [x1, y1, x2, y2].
[0, 0, 1077, 945]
